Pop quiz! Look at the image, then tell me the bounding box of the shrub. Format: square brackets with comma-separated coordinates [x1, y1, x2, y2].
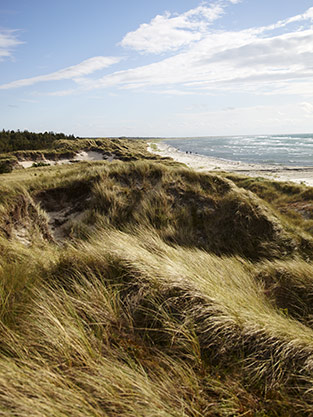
[0, 159, 14, 174]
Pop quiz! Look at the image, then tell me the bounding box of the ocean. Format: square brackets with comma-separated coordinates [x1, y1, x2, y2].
[163, 134, 313, 167]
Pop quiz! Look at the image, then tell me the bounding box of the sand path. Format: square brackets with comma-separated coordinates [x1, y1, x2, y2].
[148, 141, 313, 187]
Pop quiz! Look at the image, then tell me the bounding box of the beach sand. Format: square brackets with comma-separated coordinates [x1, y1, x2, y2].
[148, 142, 313, 187]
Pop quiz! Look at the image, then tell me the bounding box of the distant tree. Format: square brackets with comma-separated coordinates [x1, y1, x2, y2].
[0, 130, 77, 152]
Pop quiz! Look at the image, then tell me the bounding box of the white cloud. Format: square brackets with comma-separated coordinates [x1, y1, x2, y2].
[84, 5, 313, 98]
[119, 2, 224, 54]
[0, 56, 122, 89]
[4, 2, 313, 102]
[0, 30, 22, 60]
[86, 30, 313, 94]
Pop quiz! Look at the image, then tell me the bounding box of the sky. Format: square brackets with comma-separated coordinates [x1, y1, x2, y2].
[1, 0, 313, 137]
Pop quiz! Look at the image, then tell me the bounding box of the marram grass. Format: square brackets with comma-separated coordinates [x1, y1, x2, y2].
[1, 142, 313, 415]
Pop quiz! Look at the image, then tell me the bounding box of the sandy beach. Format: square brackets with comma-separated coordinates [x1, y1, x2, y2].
[148, 141, 313, 187]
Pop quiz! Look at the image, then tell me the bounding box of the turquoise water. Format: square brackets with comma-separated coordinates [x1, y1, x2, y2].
[163, 134, 313, 167]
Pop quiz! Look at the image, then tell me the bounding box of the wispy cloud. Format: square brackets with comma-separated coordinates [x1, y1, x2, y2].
[0, 29, 23, 60]
[44, 89, 77, 97]
[0, 56, 122, 89]
[3, 3, 313, 100]
[119, 2, 224, 54]
[87, 5, 313, 97]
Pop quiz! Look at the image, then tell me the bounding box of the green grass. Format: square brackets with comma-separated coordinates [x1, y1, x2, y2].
[149, 142, 159, 151]
[6, 137, 165, 164]
[1, 138, 313, 415]
[224, 173, 313, 235]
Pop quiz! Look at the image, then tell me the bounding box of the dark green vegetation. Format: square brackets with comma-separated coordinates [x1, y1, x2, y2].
[1, 137, 313, 416]
[0, 129, 76, 152]
[0, 130, 164, 173]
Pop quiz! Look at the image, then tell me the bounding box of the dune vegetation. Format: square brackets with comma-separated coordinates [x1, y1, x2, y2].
[0, 130, 163, 173]
[1, 134, 313, 416]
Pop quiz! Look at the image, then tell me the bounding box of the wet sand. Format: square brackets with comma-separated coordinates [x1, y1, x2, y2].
[148, 141, 313, 187]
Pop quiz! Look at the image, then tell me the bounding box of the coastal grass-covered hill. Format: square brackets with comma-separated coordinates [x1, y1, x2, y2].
[0, 130, 162, 173]
[1, 134, 313, 415]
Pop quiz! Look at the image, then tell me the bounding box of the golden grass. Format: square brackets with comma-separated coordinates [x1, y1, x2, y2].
[0, 144, 313, 415]
[1, 226, 313, 415]
[225, 173, 313, 235]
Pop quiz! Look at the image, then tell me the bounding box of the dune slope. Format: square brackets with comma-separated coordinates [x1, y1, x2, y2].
[1, 138, 313, 415]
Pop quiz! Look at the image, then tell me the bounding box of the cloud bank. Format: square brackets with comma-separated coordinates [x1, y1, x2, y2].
[91, 4, 313, 96]
[2, 2, 313, 101]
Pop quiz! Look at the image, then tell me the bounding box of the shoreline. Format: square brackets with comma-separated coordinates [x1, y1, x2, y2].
[148, 141, 313, 186]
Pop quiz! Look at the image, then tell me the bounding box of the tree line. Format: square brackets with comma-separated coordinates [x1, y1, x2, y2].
[0, 130, 76, 152]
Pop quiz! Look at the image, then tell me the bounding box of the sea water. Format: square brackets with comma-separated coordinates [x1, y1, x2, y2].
[163, 134, 313, 167]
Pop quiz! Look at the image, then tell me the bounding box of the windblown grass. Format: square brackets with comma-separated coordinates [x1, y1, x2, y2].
[2, 159, 311, 259]
[6, 137, 165, 164]
[225, 173, 313, 236]
[1, 228, 313, 415]
[1, 142, 313, 415]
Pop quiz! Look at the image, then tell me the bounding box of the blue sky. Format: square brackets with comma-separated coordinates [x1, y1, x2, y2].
[1, 0, 313, 137]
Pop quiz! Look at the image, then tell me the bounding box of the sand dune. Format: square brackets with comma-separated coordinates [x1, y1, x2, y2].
[18, 150, 115, 168]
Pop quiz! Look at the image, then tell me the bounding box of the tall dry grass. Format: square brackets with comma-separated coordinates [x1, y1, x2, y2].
[1, 155, 313, 415]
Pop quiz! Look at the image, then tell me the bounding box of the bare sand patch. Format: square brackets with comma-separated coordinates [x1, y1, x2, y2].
[73, 150, 104, 161]
[45, 207, 86, 241]
[19, 160, 37, 168]
[18, 150, 115, 169]
[148, 142, 313, 187]
[35, 182, 91, 242]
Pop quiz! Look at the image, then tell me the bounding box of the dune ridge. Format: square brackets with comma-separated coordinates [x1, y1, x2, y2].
[0, 136, 313, 415]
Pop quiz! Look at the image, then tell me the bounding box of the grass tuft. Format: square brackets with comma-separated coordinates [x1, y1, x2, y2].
[0, 138, 313, 414]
